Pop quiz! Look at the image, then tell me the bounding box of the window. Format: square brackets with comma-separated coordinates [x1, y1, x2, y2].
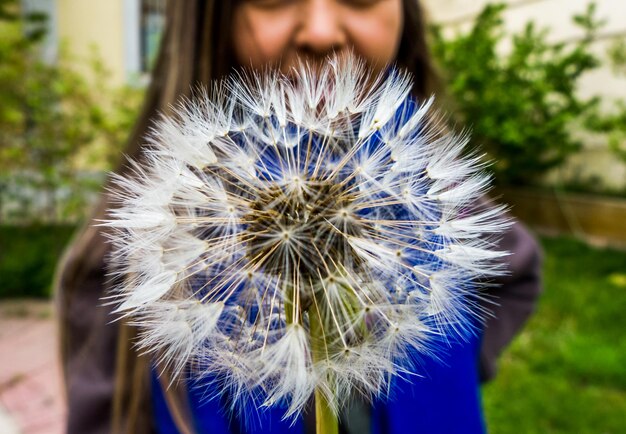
[140, 0, 166, 72]
[20, 0, 57, 63]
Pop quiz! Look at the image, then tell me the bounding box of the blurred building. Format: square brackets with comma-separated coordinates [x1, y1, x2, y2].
[21, 0, 166, 85]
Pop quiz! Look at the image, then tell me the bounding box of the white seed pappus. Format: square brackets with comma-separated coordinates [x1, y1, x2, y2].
[103, 54, 510, 422]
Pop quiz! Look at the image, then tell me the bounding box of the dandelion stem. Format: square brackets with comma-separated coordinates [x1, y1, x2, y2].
[309, 302, 338, 434]
[315, 387, 338, 434]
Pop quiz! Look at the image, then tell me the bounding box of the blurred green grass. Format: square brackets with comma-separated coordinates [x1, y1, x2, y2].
[483, 236, 626, 433]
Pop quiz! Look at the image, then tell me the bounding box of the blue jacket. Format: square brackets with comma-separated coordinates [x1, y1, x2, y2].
[152, 329, 485, 434]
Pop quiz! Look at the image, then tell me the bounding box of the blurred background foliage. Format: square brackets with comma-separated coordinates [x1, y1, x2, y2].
[0, 0, 141, 225]
[430, 2, 626, 189]
[0, 0, 142, 297]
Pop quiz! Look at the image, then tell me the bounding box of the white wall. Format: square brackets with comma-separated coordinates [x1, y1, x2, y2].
[57, 0, 126, 85]
[123, 0, 142, 83]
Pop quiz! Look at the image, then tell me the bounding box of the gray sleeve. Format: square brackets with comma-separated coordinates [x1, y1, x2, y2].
[479, 219, 543, 382]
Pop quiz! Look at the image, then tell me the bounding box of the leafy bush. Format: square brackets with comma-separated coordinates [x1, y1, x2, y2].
[0, 0, 142, 223]
[0, 1, 142, 298]
[430, 3, 615, 187]
[586, 100, 626, 168]
[0, 224, 75, 298]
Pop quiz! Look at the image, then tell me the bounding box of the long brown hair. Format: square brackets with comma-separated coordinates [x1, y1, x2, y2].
[55, 1, 438, 432]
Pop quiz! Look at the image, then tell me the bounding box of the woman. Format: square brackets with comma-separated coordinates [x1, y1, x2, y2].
[56, 1, 542, 433]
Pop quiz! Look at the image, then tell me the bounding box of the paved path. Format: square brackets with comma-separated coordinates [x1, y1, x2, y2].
[0, 300, 66, 434]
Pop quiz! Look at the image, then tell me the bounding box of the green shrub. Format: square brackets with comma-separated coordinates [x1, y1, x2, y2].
[0, 224, 75, 298]
[430, 3, 612, 187]
[0, 0, 142, 223]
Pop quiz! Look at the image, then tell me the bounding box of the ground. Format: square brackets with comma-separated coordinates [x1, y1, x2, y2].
[0, 300, 65, 434]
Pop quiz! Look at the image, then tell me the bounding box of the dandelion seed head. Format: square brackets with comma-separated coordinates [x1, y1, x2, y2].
[103, 53, 510, 422]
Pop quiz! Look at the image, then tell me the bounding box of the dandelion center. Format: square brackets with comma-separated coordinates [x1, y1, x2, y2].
[244, 180, 361, 282]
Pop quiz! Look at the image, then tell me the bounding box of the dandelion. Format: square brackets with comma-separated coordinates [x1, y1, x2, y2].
[103, 53, 510, 433]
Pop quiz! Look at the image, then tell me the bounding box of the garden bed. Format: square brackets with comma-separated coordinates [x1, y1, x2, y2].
[499, 187, 626, 249]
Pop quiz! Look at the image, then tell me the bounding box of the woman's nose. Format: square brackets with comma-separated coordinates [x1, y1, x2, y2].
[294, 0, 347, 56]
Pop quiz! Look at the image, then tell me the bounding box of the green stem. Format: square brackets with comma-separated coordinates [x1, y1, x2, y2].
[309, 302, 338, 434]
[315, 385, 338, 434]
